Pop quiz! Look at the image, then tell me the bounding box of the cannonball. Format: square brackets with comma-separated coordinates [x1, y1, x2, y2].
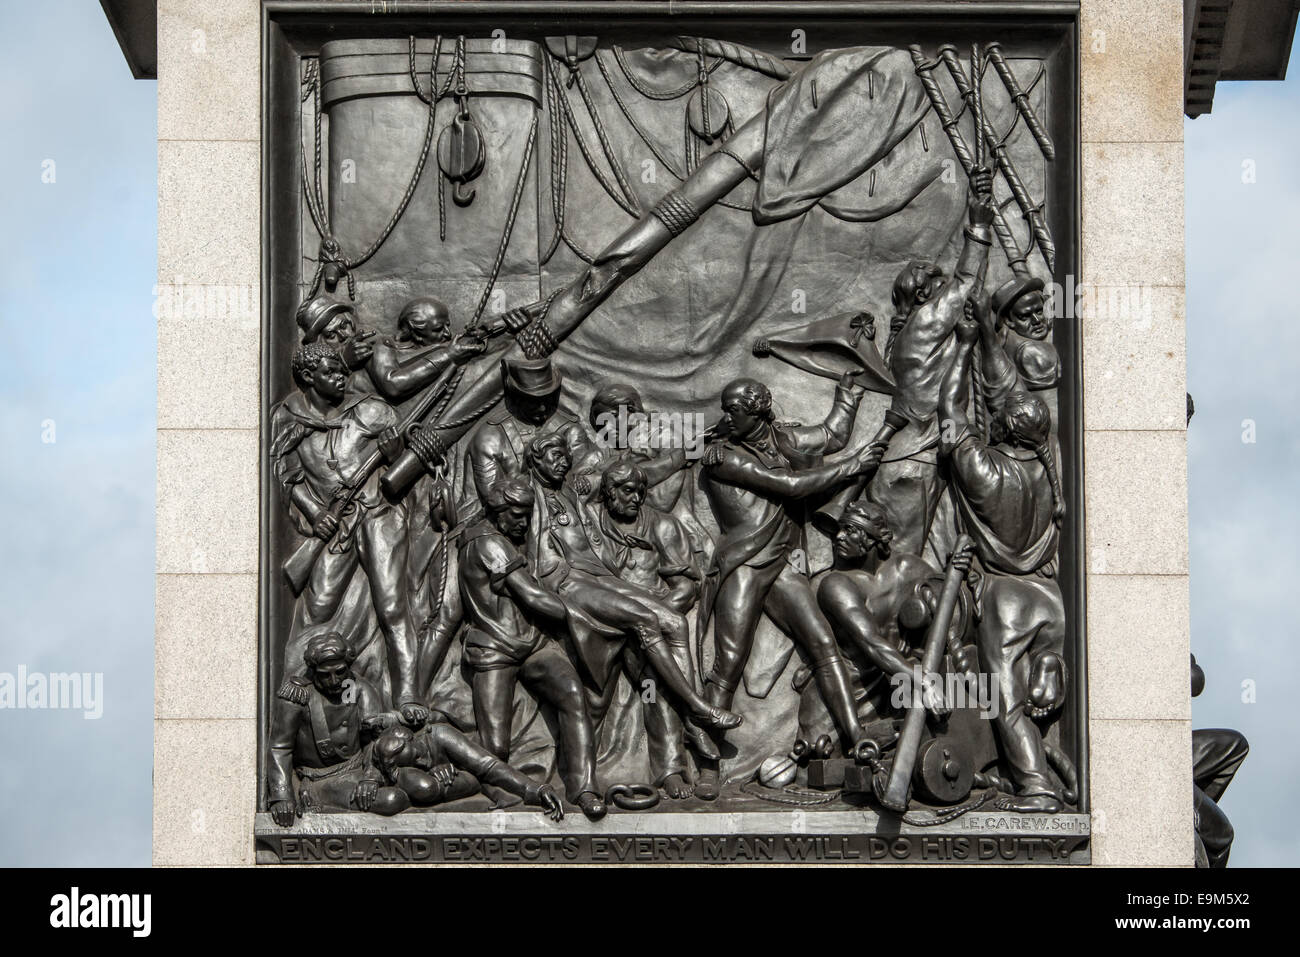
[758, 754, 798, 789]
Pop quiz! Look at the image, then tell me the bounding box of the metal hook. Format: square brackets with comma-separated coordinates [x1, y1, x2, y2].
[452, 181, 476, 207]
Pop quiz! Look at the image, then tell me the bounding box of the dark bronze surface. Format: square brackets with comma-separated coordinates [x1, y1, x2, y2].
[257, 1, 1085, 863]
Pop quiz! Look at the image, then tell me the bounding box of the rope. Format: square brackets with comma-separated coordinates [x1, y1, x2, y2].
[541, 60, 569, 264]
[407, 36, 457, 243]
[669, 36, 792, 80]
[469, 110, 539, 325]
[547, 57, 641, 218]
[613, 45, 708, 99]
[937, 45, 1055, 271]
[416, 526, 451, 640]
[298, 61, 328, 236]
[431, 366, 465, 424]
[408, 34, 454, 105]
[907, 46, 1029, 277]
[696, 49, 712, 141]
[299, 138, 328, 239]
[740, 779, 845, 806]
[902, 787, 997, 826]
[433, 393, 507, 433]
[345, 49, 441, 270]
[298, 42, 441, 295]
[311, 61, 327, 228]
[437, 169, 447, 242]
[985, 44, 1055, 160]
[412, 358, 465, 642]
[561, 231, 596, 264]
[597, 51, 688, 180]
[972, 347, 991, 443]
[594, 50, 753, 214]
[574, 68, 642, 215]
[411, 106, 540, 440]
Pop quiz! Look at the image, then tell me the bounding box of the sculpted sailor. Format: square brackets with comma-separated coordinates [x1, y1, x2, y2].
[266, 631, 393, 825]
[988, 276, 1060, 391]
[523, 434, 741, 759]
[457, 477, 606, 819]
[366, 722, 565, 821]
[817, 501, 976, 703]
[296, 293, 485, 402]
[937, 299, 1069, 812]
[575, 382, 694, 500]
[269, 343, 428, 725]
[869, 167, 995, 563]
[463, 356, 593, 506]
[586, 461, 706, 798]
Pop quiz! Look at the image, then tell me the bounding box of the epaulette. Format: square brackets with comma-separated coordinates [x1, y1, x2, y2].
[701, 442, 726, 467]
[773, 420, 802, 429]
[277, 675, 311, 706]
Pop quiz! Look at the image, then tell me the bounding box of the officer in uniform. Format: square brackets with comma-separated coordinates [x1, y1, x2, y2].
[266, 631, 393, 825]
[695, 374, 882, 799]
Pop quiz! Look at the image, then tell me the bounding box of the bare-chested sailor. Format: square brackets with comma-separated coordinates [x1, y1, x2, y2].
[868, 167, 995, 563]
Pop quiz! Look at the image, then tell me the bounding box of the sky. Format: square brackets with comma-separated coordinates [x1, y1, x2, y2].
[0, 4, 156, 865]
[1184, 51, 1300, 866]
[0, 6, 1294, 867]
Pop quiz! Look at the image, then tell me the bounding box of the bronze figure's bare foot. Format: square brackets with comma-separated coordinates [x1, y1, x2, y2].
[1026, 652, 1066, 719]
[993, 792, 1062, 813]
[662, 772, 694, 799]
[398, 702, 430, 728]
[576, 791, 608, 820]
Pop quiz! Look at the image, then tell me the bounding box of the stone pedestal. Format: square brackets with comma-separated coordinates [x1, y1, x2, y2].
[154, 0, 1190, 867]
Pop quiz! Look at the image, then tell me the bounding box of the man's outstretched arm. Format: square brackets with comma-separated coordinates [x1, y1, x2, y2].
[705, 443, 879, 500]
[938, 324, 977, 456]
[932, 170, 995, 332]
[784, 372, 863, 455]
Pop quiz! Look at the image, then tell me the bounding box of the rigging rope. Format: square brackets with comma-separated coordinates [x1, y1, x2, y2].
[547, 57, 642, 218]
[593, 49, 753, 213]
[300, 43, 444, 297]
